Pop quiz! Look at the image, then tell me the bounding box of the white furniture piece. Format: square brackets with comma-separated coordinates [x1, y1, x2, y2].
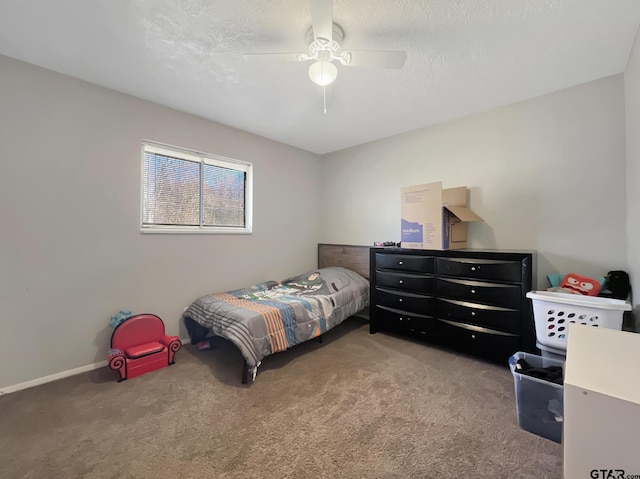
[564, 323, 640, 477]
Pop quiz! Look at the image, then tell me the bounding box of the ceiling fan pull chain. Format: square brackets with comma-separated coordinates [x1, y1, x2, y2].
[323, 85, 327, 114]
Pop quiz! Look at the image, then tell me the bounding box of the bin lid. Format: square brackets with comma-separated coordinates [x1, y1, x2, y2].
[536, 341, 567, 356]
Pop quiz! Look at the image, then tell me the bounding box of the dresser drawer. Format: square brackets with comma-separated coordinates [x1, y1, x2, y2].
[375, 306, 433, 333]
[375, 287, 434, 315]
[436, 298, 520, 333]
[436, 277, 521, 309]
[375, 271, 435, 294]
[375, 253, 435, 273]
[434, 319, 521, 360]
[437, 257, 522, 282]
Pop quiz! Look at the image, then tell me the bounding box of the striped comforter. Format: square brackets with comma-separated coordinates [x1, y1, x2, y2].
[183, 267, 369, 376]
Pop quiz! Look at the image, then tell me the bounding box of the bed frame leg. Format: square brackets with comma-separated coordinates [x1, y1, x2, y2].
[241, 360, 248, 384]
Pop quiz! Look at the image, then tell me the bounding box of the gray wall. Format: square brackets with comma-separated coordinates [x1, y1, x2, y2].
[0, 55, 322, 390]
[1, 53, 635, 391]
[626, 28, 640, 314]
[319, 75, 628, 290]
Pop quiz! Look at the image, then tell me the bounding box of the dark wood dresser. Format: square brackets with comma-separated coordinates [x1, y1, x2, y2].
[369, 247, 536, 362]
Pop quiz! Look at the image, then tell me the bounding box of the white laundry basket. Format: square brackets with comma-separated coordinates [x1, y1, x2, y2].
[526, 291, 631, 350]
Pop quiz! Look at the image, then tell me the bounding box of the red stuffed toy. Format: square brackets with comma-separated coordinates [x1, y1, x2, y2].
[560, 273, 601, 296]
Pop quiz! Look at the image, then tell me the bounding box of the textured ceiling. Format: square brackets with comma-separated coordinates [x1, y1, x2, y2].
[1, 0, 640, 154]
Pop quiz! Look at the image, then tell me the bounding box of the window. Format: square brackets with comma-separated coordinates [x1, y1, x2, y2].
[141, 142, 252, 233]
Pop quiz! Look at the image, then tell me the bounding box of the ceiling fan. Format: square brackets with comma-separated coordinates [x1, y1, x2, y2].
[243, 0, 407, 90]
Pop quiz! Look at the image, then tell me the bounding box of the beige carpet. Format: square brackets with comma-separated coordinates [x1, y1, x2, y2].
[0, 318, 562, 479]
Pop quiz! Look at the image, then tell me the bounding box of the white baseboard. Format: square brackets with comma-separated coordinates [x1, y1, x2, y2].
[0, 360, 109, 396]
[0, 338, 191, 396]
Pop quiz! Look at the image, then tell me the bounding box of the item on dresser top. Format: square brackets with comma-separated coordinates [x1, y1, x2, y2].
[400, 181, 483, 251]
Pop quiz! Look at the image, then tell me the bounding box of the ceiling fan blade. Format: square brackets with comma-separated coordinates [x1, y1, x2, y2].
[343, 50, 407, 69]
[242, 53, 305, 63]
[310, 0, 333, 43]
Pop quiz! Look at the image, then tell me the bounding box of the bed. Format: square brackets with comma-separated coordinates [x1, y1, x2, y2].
[183, 244, 370, 383]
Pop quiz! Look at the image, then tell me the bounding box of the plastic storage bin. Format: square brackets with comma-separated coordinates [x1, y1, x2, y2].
[509, 351, 564, 443]
[526, 291, 631, 350]
[536, 341, 566, 361]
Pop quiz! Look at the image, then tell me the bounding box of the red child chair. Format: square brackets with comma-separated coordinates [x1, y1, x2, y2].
[108, 314, 181, 382]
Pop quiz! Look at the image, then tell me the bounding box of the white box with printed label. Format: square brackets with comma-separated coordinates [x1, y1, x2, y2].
[400, 181, 483, 250]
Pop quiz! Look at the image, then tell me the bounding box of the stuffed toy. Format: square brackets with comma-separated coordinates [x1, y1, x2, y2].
[109, 310, 133, 328]
[559, 273, 601, 296]
[547, 273, 605, 289]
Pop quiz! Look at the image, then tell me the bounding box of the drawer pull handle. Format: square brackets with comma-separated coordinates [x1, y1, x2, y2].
[471, 311, 476, 316]
[398, 298, 403, 302]
[471, 267, 476, 271]
[399, 317, 404, 321]
[471, 334, 476, 339]
[399, 280, 404, 284]
[398, 261, 404, 265]
[471, 289, 476, 294]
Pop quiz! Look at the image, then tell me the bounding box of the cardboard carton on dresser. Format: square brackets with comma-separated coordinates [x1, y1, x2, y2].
[401, 181, 483, 250]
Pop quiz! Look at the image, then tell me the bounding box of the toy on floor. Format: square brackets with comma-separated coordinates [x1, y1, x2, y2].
[108, 313, 181, 382]
[196, 339, 212, 350]
[109, 310, 133, 328]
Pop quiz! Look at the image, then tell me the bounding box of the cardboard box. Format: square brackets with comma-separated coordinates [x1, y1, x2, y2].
[400, 181, 483, 250]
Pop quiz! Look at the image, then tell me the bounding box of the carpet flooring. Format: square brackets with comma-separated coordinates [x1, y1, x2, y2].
[0, 318, 563, 478]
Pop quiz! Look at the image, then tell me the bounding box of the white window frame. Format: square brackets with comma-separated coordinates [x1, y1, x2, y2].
[140, 141, 253, 234]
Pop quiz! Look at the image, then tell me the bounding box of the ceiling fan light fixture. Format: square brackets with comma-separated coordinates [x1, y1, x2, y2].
[308, 60, 337, 86]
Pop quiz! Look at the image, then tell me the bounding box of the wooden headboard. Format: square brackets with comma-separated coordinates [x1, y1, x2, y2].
[317, 243, 370, 279]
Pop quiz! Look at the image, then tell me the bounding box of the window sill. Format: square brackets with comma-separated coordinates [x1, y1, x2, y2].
[140, 227, 252, 235]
